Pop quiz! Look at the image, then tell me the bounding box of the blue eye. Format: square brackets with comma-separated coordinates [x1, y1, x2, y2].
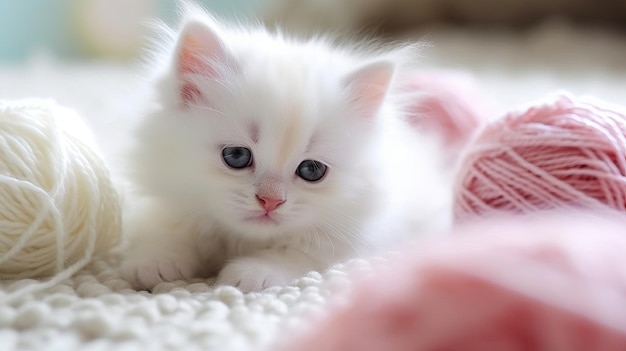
[296, 160, 327, 182]
[222, 147, 253, 169]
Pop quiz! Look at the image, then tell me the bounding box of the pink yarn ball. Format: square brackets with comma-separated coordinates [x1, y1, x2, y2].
[278, 212, 626, 351]
[454, 93, 626, 221]
[402, 70, 492, 157]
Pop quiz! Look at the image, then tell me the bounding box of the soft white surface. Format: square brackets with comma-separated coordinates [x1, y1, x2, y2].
[1, 22, 626, 350]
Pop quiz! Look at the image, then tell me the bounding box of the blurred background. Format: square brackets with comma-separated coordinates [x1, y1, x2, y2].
[1, 0, 625, 63]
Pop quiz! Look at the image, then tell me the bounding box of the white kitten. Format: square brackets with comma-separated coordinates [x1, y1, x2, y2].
[120, 4, 451, 292]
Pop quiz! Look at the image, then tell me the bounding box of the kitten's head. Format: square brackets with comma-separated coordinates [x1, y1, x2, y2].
[132, 10, 415, 240]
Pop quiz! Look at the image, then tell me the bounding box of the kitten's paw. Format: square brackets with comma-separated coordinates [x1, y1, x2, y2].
[216, 258, 293, 292]
[120, 256, 200, 290]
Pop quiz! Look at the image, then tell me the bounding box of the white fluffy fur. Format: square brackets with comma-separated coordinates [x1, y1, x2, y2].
[119, 3, 451, 292]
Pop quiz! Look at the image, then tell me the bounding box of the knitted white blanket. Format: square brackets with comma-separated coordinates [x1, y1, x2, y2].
[1, 252, 363, 351]
[1, 23, 625, 351]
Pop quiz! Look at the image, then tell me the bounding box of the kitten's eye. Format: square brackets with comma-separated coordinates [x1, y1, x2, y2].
[296, 160, 328, 182]
[222, 147, 253, 169]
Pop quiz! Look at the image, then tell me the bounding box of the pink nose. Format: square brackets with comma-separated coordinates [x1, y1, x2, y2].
[256, 195, 285, 213]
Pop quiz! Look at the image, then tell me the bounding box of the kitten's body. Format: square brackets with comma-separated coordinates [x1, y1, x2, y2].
[120, 4, 451, 292]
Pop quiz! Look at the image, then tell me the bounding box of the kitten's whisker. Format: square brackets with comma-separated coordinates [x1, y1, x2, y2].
[325, 212, 373, 254]
[319, 220, 362, 257]
[307, 225, 324, 256]
[303, 230, 313, 254]
[324, 213, 361, 235]
[328, 211, 364, 236]
[186, 103, 229, 118]
[313, 226, 323, 255]
[319, 226, 336, 257]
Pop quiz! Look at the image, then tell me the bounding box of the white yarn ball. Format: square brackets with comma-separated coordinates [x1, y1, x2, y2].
[0, 99, 121, 279]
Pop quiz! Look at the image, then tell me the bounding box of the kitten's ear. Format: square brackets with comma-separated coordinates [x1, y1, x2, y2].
[342, 61, 395, 119]
[174, 19, 231, 105]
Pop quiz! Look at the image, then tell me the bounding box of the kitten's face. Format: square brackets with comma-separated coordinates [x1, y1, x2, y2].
[134, 18, 394, 239]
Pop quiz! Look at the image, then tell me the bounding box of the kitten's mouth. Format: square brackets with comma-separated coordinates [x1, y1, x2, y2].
[247, 213, 280, 225]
